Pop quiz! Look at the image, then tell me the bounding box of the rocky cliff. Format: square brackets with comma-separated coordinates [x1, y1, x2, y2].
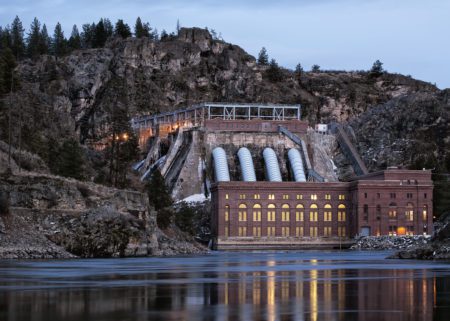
[0, 27, 449, 211]
[0, 171, 205, 258]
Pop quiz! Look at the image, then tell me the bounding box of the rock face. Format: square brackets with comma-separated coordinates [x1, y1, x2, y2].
[2, 27, 448, 180]
[0, 172, 206, 258]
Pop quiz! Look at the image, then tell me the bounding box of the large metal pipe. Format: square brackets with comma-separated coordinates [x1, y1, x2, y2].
[263, 147, 282, 182]
[212, 147, 231, 182]
[237, 147, 257, 182]
[288, 148, 306, 182]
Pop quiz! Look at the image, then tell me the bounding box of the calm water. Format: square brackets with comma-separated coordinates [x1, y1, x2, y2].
[1, 251, 450, 321]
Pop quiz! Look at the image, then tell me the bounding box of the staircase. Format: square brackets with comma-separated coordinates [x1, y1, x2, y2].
[278, 125, 325, 182]
[330, 123, 368, 176]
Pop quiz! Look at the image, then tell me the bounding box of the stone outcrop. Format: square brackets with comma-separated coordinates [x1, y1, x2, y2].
[351, 235, 431, 251]
[0, 172, 206, 258]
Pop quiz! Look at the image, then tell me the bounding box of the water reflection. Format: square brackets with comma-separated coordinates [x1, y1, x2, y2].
[0, 252, 449, 321]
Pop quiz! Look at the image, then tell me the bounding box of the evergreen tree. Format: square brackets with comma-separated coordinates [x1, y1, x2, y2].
[266, 58, 283, 82]
[10, 16, 25, 58]
[257, 47, 269, 65]
[134, 17, 150, 38]
[0, 26, 12, 49]
[311, 64, 321, 72]
[151, 28, 159, 41]
[93, 18, 107, 47]
[26, 17, 41, 58]
[0, 47, 17, 95]
[68, 25, 81, 50]
[294, 63, 303, 81]
[370, 59, 384, 77]
[103, 19, 114, 38]
[39, 24, 50, 54]
[114, 19, 132, 38]
[52, 22, 66, 57]
[160, 29, 168, 40]
[81, 23, 94, 48]
[55, 138, 85, 180]
[146, 169, 173, 211]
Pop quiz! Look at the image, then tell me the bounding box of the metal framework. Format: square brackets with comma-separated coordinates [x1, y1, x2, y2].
[131, 102, 301, 131]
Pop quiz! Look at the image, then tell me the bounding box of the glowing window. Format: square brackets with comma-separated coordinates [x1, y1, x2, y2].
[253, 227, 261, 237]
[325, 194, 331, 200]
[224, 205, 229, 222]
[311, 194, 318, 200]
[422, 205, 428, 221]
[225, 194, 229, 200]
[338, 204, 346, 221]
[268, 194, 275, 200]
[238, 226, 247, 236]
[310, 226, 318, 237]
[388, 202, 397, 219]
[267, 204, 276, 221]
[253, 204, 262, 221]
[296, 226, 304, 237]
[324, 226, 332, 237]
[339, 194, 346, 200]
[282, 194, 289, 200]
[296, 194, 303, 200]
[296, 204, 304, 221]
[267, 226, 275, 236]
[254, 194, 260, 200]
[281, 204, 290, 221]
[309, 204, 318, 222]
[238, 204, 247, 221]
[324, 204, 332, 221]
[282, 227, 290, 236]
[405, 203, 414, 221]
[239, 194, 246, 200]
[338, 226, 346, 237]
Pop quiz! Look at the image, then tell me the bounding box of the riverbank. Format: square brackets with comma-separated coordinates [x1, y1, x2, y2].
[0, 172, 207, 259]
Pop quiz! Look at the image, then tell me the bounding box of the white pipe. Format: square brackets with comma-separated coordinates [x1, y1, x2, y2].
[263, 148, 282, 182]
[212, 147, 230, 182]
[288, 148, 306, 182]
[237, 147, 256, 182]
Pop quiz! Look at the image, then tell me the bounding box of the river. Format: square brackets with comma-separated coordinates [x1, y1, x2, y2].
[1, 251, 449, 321]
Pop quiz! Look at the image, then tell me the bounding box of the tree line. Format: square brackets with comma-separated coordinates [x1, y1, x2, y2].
[0, 15, 172, 61]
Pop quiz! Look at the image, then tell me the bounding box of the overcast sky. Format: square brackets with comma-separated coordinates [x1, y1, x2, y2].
[1, 0, 449, 88]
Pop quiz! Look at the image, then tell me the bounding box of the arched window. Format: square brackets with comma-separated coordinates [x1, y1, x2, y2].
[282, 204, 290, 222]
[253, 204, 262, 221]
[324, 204, 332, 221]
[422, 205, 428, 221]
[388, 202, 397, 219]
[405, 202, 414, 221]
[310, 204, 318, 222]
[238, 203, 247, 221]
[296, 204, 304, 222]
[225, 205, 230, 222]
[267, 203, 276, 222]
[338, 204, 346, 222]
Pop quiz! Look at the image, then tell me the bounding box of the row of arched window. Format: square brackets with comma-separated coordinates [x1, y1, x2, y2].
[224, 203, 347, 222]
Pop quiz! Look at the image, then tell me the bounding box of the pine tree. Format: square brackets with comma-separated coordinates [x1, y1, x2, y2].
[0, 47, 17, 95]
[114, 19, 132, 38]
[160, 29, 168, 40]
[294, 63, 303, 81]
[68, 25, 81, 50]
[370, 59, 384, 77]
[93, 18, 107, 47]
[257, 47, 269, 65]
[27, 17, 41, 58]
[55, 138, 85, 180]
[266, 58, 283, 82]
[151, 28, 159, 41]
[311, 64, 320, 72]
[39, 24, 50, 54]
[52, 22, 66, 57]
[146, 169, 173, 211]
[81, 23, 94, 48]
[0, 26, 12, 49]
[134, 17, 151, 38]
[10, 16, 25, 58]
[103, 19, 113, 38]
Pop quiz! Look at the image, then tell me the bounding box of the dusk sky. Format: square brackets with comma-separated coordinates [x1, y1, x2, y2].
[1, 0, 449, 88]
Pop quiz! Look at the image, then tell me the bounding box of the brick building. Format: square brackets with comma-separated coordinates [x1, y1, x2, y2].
[211, 168, 433, 249]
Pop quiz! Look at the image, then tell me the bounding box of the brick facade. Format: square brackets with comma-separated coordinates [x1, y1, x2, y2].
[211, 169, 433, 248]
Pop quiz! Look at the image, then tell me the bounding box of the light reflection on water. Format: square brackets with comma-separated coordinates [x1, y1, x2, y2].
[0, 251, 450, 321]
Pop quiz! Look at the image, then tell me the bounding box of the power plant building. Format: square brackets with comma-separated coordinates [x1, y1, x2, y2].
[132, 103, 434, 249]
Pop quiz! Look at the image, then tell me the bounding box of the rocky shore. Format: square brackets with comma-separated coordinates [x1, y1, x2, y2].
[0, 172, 207, 259]
[350, 235, 431, 251]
